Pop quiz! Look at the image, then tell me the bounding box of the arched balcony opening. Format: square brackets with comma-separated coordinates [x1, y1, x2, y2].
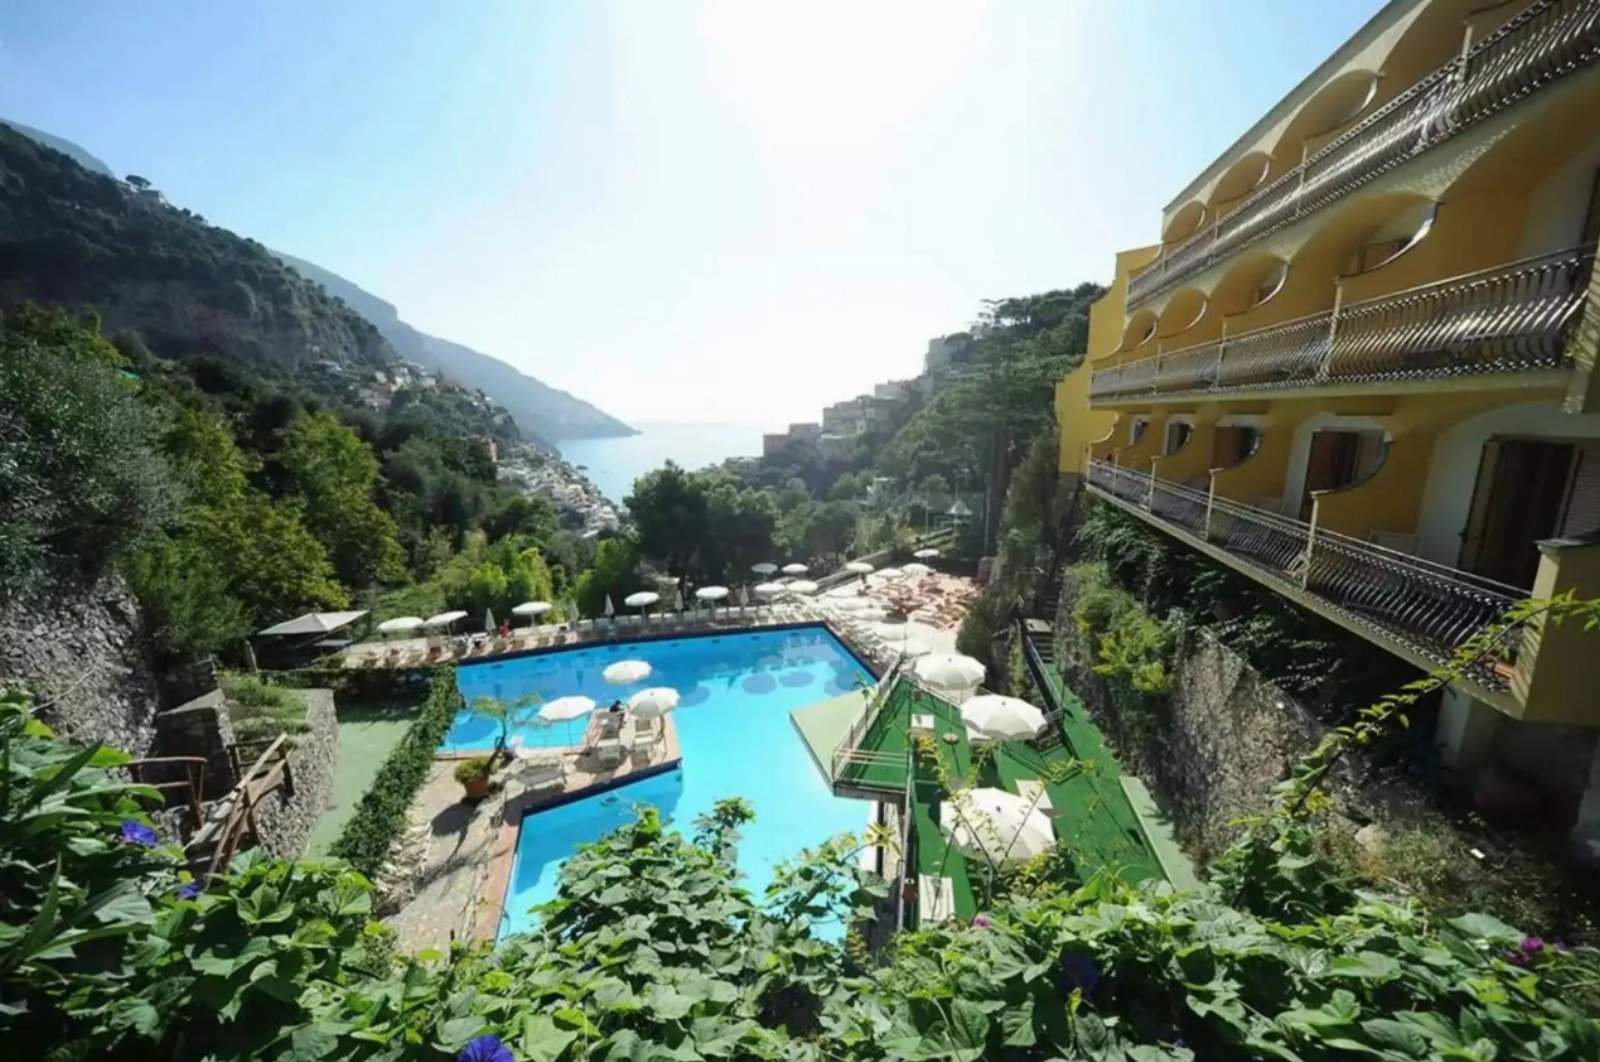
[1156, 288, 1209, 339]
[1209, 151, 1273, 212]
[1163, 200, 1208, 244]
[1271, 69, 1382, 162]
[1209, 253, 1291, 320]
[1118, 310, 1158, 353]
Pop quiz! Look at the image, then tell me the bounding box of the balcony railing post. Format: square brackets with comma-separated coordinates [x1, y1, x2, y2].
[1302, 500, 1320, 590]
[1204, 474, 1217, 540]
[1321, 280, 1344, 380]
[1146, 464, 1156, 510]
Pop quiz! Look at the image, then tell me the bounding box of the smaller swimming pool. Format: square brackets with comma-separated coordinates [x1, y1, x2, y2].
[501, 769, 684, 938]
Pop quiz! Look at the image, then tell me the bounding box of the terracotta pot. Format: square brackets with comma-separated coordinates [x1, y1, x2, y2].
[462, 776, 491, 800]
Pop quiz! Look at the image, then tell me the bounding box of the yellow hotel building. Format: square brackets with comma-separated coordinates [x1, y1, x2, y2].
[1055, 0, 1600, 844]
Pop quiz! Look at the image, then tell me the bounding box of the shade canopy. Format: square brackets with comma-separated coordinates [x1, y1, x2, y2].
[423, 610, 467, 628]
[627, 687, 680, 719]
[854, 606, 890, 622]
[844, 561, 874, 574]
[512, 601, 552, 617]
[832, 596, 871, 611]
[902, 563, 933, 576]
[257, 610, 368, 637]
[753, 582, 785, 598]
[781, 563, 809, 575]
[961, 695, 1048, 740]
[603, 660, 652, 685]
[913, 548, 941, 559]
[540, 696, 596, 722]
[873, 566, 903, 579]
[696, 586, 729, 601]
[787, 580, 818, 595]
[751, 562, 778, 575]
[624, 591, 660, 608]
[913, 653, 986, 690]
[940, 788, 1055, 865]
[376, 616, 425, 634]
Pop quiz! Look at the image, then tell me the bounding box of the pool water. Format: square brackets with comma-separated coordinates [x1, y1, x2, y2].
[457, 626, 875, 938]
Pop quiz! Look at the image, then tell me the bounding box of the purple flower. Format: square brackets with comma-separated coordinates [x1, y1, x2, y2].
[458, 1035, 514, 1062]
[1056, 952, 1101, 996]
[972, 914, 992, 929]
[1505, 949, 1529, 967]
[1521, 936, 1545, 955]
[118, 819, 158, 847]
[178, 883, 202, 901]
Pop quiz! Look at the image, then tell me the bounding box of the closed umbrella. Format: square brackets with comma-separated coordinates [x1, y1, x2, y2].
[782, 563, 809, 576]
[604, 659, 652, 685]
[940, 788, 1054, 865]
[961, 695, 1048, 740]
[604, 594, 615, 621]
[739, 584, 750, 608]
[913, 548, 941, 560]
[485, 608, 497, 634]
[913, 653, 986, 690]
[675, 585, 686, 611]
[540, 695, 596, 744]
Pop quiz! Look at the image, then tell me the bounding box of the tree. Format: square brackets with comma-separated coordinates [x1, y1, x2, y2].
[626, 462, 709, 576]
[281, 411, 405, 588]
[0, 305, 177, 588]
[573, 537, 640, 617]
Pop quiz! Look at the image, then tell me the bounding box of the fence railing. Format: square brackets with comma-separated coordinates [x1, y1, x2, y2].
[1084, 459, 1522, 689]
[1094, 248, 1593, 401]
[1126, 0, 1600, 308]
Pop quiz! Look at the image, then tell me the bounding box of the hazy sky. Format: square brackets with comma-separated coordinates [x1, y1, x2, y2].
[1, 1, 1383, 428]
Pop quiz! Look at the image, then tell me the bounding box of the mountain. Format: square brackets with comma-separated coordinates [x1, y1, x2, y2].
[0, 119, 113, 177]
[273, 252, 635, 444]
[0, 123, 393, 373]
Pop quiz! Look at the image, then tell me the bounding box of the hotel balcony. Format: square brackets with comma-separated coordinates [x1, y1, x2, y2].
[1125, 0, 1600, 310]
[1090, 248, 1593, 407]
[1083, 457, 1600, 722]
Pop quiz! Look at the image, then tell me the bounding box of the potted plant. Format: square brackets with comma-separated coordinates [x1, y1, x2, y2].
[453, 755, 494, 800]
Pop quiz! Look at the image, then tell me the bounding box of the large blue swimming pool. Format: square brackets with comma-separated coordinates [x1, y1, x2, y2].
[457, 626, 875, 938]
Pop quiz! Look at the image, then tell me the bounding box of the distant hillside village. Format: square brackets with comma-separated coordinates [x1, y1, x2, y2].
[762, 333, 974, 459]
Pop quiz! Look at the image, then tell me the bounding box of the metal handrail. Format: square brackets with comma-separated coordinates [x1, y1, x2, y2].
[1095, 248, 1593, 400]
[1126, 0, 1600, 307]
[1085, 458, 1522, 687]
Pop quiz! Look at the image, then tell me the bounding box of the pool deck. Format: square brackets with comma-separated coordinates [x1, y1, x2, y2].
[790, 690, 872, 784]
[385, 715, 682, 951]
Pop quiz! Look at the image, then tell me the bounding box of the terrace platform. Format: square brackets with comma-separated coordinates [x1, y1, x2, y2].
[790, 690, 872, 785]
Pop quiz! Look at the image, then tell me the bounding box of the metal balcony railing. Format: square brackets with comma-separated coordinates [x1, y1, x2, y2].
[1084, 459, 1522, 689]
[1126, 0, 1600, 308]
[1091, 248, 1593, 401]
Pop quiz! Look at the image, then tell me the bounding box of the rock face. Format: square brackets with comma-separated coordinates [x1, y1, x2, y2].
[0, 573, 163, 757]
[498, 443, 622, 536]
[249, 689, 339, 859]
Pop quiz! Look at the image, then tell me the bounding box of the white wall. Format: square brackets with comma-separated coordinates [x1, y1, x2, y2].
[1516, 129, 1600, 259]
[1415, 400, 1600, 566]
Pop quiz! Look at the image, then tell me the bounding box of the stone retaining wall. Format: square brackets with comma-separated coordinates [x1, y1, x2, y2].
[250, 688, 339, 858]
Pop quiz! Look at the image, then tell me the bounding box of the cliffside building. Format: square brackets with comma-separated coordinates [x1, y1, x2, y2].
[1055, 0, 1600, 850]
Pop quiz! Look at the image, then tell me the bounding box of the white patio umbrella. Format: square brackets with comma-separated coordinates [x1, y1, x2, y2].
[696, 586, 729, 613]
[377, 616, 424, 637]
[833, 596, 871, 611]
[540, 695, 596, 744]
[844, 561, 874, 575]
[753, 582, 785, 597]
[787, 580, 818, 595]
[913, 548, 941, 560]
[423, 610, 467, 630]
[961, 695, 1048, 740]
[913, 653, 986, 690]
[752, 562, 778, 577]
[940, 788, 1055, 865]
[826, 583, 863, 598]
[628, 686, 680, 743]
[873, 566, 903, 580]
[512, 601, 552, 622]
[603, 659, 652, 685]
[624, 591, 660, 622]
[854, 606, 890, 622]
[782, 563, 809, 576]
[902, 563, 933, 577]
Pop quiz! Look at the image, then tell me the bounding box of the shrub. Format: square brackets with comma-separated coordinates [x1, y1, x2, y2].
[453, 755, 493, 785]
[1069, 563, 1172, 694]
[327, 668, 460, 877]
[218, 673, 308, 743]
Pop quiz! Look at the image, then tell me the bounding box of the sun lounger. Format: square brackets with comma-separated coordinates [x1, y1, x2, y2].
[918, 874, 956, 925]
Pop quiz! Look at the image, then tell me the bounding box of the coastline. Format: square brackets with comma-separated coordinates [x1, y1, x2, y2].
[498, 442, 622, 536]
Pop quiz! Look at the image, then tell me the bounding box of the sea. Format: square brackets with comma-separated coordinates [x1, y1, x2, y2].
[556, 421, 766, 505]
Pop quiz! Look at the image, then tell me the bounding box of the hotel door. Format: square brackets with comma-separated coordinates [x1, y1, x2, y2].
[1459, 439, 1592, 589]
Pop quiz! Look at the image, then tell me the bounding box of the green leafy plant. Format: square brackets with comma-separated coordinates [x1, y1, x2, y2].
[452, 756, 493, 786]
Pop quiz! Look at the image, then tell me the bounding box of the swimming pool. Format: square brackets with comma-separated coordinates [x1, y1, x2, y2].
[460, 625, 876, 938]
